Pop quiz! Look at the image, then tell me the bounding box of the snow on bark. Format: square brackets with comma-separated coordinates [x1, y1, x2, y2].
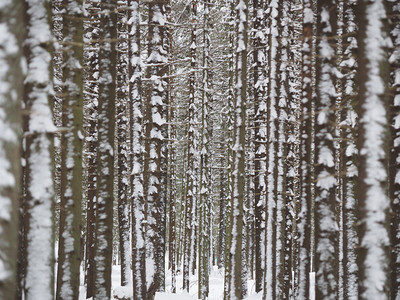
[276, 1, 291, 297]
[341, 1, 358, 299]
[252, 0, 267, 293]
[265, 1, 279, 299]
[297, 0, 313, 298]
[198, 1, 212, 298]
[24, 0, 56, 299]
[129, 0, 146, 299]
[314, 1, 340, 299]
[83, 1, 100, 297]
[144, 1, 168, 297]
[228, 0, 248, 298]
[116, 0, 131, 287]
[56, 0, 84, 298]
[357, 0, 390, 299]
[94, 0, 117, 298]
[0, 0, 23, 298]
[183, 0, 198, 293]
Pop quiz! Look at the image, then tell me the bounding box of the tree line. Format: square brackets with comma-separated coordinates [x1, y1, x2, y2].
[0, 0, 399, 300]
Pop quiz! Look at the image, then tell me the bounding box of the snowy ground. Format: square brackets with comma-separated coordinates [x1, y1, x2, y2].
[79, 265, 315, 299]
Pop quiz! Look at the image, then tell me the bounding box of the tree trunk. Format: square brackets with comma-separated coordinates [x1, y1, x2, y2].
[228, 0, 248, 298]
[116, 0, 131, 287]
[129, 0, 146, 298]
[23, 0, 56, 299]
[0, 0, 24, 298]
[252, 0, 267, 293]
[314, 0, 339, 299]
[296, 0, 313, 298]
[56, 0, 84, 298]
[341, 1, 358, 298]
[356, 0, 390, 298]
[94, 0, 117, 298]
[144, 1, 169, 298]
[83, 1, 100, 298]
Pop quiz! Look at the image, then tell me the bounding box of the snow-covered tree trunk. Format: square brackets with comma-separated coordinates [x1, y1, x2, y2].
[198, 0, 212, 298]
[116, 0, 131, 287]
[296, 0, 313, 298]
[227, 0, 248, 298]
[94, 0, 117, 298]
[56, 0, 84, 298]
[166, 0, 177, 293]
[0, 0, 23, 298]
[129, 0, 146, 298]
[314, 1, 339, 298]
[83, 1, 100, 297]
[224, 0, 235, 298]
[276, 1, 290, 298]
[143, 1, 168, 297]
[341, 1, 358, 298]
[264, 1, 278, 299]
[23, 0, 56, 299]
[183, 0, 198, 292]
[356, 0, 390, 299]
[388, 0, 400, 297]
[287, 1, 302, 297]
[252, 0, 267, 293]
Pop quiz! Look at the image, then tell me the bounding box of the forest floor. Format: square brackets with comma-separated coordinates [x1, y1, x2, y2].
[78, 266, 315, 299]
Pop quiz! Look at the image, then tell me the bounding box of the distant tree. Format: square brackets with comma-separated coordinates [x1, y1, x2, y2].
[0, 0, 24, 298]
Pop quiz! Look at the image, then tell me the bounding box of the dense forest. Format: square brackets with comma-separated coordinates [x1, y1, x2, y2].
[0, 0, 399, 299]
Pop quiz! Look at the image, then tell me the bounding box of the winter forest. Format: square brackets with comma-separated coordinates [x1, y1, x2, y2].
[1, 0, 400, 299]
